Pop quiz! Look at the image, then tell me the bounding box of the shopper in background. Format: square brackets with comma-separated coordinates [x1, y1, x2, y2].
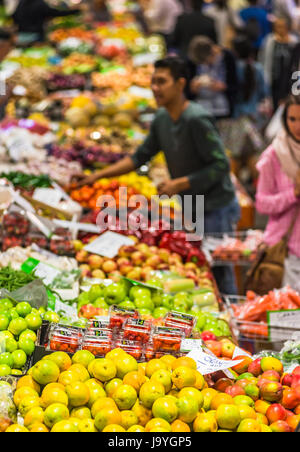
[239, 0, 272, 52]
[273, 0, 300, 32]
[75, 56, 240, 294]
[171, 0, 217, 58]
[88, 0, 112, 23]
[138, 0, 183, 47]
[204, 0, 243, 48]
[233, 36, 269, 119]
[12, 0, 81, 41]
[256, 95, 300, 291]
[259, 15, 298, 111]
[188, 36, 238, 119]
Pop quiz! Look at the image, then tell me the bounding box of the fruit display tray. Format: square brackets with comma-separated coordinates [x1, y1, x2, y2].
[224, 295, 300, 354]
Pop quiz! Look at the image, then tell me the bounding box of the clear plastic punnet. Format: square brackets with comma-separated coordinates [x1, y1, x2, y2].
[48, 323, 83, 354]
[164, 311, 196, 337]
[152, 326, 184, 353]
[123, 318, 152, 344]
[82, 331, 113, 357]
[109, 305, 139, 331]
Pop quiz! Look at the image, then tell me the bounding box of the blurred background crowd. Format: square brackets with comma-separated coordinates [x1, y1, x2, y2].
[0, 0, 300, 195]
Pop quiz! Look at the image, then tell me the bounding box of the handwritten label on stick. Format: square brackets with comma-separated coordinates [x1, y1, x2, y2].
[83, 231, 135, 259]
[187, 349, 243, 375]
[267, 309, 300, 341]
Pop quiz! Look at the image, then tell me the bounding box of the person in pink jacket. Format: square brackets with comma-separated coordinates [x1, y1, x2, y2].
[256, 94, 300, 290]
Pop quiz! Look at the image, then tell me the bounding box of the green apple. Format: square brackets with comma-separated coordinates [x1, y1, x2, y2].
[0, 299, 14, 312]
[146, 279, 163, 289]
[129, 286, 151, 301]
[173, 292, 193, 310]
[0, 352, 14, 368]
[88, 285, 103, 303]
[153, 307, 169, 319]
[161, 294, 173, 310]
[134, 297, 154, 311]
[43, 311, 60, 323]
[138, 309, 153, 317]
[173, 299, 188, 313]
[103, 283, 127, 305]
[152, 293, 163, 307]
[118, 300, 136, 310]
[93, 297, 109, 309]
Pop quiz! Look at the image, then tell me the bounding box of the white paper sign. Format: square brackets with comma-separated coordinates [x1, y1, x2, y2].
[187, 349, 243, 375]
[181, 339, 203, 352]
[232, 346, 252, 359]
[33, 188, 62, 207]
[55, 299, 78, 321]
[83, 231, 135, 259]
[268, 309, 300, 341]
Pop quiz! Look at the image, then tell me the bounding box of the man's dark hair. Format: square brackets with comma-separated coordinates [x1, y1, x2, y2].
[154, 57, 189, 81]
[191, 0, 204, 11]
[188, 35, 214, 65]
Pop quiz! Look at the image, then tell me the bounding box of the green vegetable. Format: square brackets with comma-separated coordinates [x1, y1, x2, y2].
[0, 266, 37, 292]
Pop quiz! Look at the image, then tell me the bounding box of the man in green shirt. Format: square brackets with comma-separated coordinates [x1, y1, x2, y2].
[76, 57, 240, 293]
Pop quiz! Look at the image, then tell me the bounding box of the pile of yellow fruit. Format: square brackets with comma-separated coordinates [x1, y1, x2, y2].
[5, 349, 278, 433]
[5, 350, 209, 432]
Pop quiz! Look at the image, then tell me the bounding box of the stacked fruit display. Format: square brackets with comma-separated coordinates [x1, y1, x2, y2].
[4, 349, 300, 432]
[70, 173, 157, 209]
[76, 279, 226, 337]
[75, 241, 213, 290]
[0, 299, 43, 376]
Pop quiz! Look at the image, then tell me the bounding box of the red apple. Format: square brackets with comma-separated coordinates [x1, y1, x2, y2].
[266, 403, 287, 424]
[214, 378, 233, 392]
[225, 384, 246, 397]
[291, 375, 300, 389]
[261, 370, 281, 382]
[247, 358, 262, 377]
[281, 388, 300, 410]
[202, 332, 217, 341]
[281, 373, 293, 387]
[270, 420, 292, 432]
[232, 356, 253, 375]
[204, 340, 222, 357]
[220, 339, 235, 359]
[292, 366, 300, 378]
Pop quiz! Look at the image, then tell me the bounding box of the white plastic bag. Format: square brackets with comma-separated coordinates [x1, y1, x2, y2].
[265, 105, 284, 142]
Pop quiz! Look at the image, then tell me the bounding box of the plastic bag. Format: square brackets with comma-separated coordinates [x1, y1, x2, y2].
[0, 382, 17, 432]
[0, 279, 48, 309]
[265, 105, 284, 142]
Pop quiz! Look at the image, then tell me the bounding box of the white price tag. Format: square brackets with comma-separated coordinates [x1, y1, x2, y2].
[33, 188, 62, 207]
[268, 309, 300, 341]
[187, 349, 243, 375]
[132, 53, 157, 67]
[232, 346, 252, 359]
[180, 339, 203, 352]
[83, 231, 135, 258]
[33, 262, 61, 286]
[128, 86, 153, 99]
[55, 299, 78, 321]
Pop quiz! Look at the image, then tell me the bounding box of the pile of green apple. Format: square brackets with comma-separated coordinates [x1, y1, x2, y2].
[77, 281, 231, 337]
[0, 299, 45, 377]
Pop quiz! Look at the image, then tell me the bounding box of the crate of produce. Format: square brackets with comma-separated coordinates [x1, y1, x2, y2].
[203, 230, 264, 266]
[224, 293, 300, 354]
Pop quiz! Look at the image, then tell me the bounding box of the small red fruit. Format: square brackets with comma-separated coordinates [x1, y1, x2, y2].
[266, 403, 287, 424]
[270, 420, 292, 432]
